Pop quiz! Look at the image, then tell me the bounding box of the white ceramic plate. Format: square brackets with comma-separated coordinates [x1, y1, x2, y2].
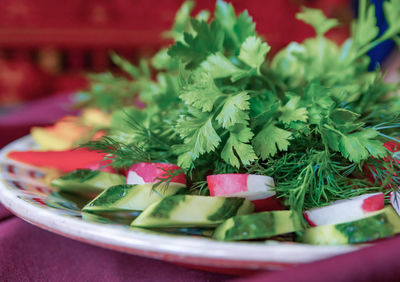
[0, 136, 362, 271]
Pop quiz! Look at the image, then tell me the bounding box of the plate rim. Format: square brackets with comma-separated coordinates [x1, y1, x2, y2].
[0, 135, 363, 269]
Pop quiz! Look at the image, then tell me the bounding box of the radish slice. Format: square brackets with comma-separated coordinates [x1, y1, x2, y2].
[303, 192, 385, 226]
[127, 162, 186, 186]
[207, 174, 275, 200]
[390, 190, 400, 216]
[206, 174, 278, 211]
[7, 149, 108, 172]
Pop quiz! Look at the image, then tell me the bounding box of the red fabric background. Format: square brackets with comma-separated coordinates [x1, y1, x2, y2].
[0, 0, 350, 105]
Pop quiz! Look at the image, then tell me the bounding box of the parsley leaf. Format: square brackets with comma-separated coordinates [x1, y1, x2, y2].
[168, 19, 224, 69]
[329, 108, 364, 133]
[253, 123, 292, 159]
[279, 95, 308, 124]
[338, 128, 387, 163]
[216, 92, 250, 128]
[303, 82, 335, 124]
[296, 7, 339, 37]
[174, 111, 221, 168]
[238, 36, 270, 72]
[163, 0, 195, 41]
[221, 124, 257, 168]
[352, 1, 379, 49]
[383, 0, 400, 34]
[214, 0, 256, 54]
[179, 72, 222, 112]
[111, 52, 142, 79]
[200, 53, 248, 81]
[151, 48, 178, 71]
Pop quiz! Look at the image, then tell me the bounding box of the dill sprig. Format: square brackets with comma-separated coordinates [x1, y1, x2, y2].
[79, 136, 151, 169]
[190, 180, 209, 195]
[247, 150, 386, 221]
[365, 150, 400, 189]
[152, 167, 186, 191]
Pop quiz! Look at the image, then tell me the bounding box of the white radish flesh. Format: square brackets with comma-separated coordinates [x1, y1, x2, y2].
[303, 192, 384, 226]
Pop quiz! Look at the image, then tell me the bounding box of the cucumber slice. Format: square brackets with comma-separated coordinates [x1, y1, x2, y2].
[51, 169, 126, 197]
[213, 210, 301, 241]
[131, 195, 254, 228]
[300, 206, 400, 245]
[83, 183, 185, 212]
[82, 211, 141, 225]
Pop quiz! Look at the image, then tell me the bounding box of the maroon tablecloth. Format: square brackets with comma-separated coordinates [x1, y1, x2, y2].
[0, 204, 233, 281]
[2, 93, 400, 281]
[239, 237, 400, 282]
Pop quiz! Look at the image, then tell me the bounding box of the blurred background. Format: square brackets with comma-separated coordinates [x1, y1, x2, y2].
[0, 0, 396, 147]
[0, 0, 357, 108]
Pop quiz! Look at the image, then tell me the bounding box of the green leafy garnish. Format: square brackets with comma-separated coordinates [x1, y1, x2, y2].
[296, 7, 339, 37]
[168, 19, 224, 69]
[81, 0, 400, 219]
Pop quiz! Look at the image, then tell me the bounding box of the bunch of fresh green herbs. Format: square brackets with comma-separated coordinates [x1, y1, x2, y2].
[81, 0, 400, 217]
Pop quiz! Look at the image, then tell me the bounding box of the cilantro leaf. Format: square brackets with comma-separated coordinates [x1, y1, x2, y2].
[110, 52, 141, 79]
[296, 7, 339, 37]
[221, 124, 257, 168]
[349, 0, 400, 60]
[279, 95, 308, 124]
[253, 123, 292, 159]
[329, 108, 364, 133]
[216, 92, 250, 128]
[383, 0, 400, 35]
[179, 72, 222, 112]
[249, 92, 280, 128]
[214, 0, 256, 54]
[168, 19, 224, 69]
[238, 36, 270, 71]
[83, 72, 138, 111]
[214, 0, 236, 32]
[321, 127, 341, 152]
[338, 128, 387, 163]
[151, 48, 178, 71]
[200, 53, 248, 81]
[195, 10, 210, 22]
[174, 111, 221, 168]
[235, 11, 257, 42]
[352, 1, 379, 48]
[163, 0, 195, 41]
[303, 82, 335, 124]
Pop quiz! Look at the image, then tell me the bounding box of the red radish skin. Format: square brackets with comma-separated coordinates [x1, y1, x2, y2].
[7, 149, 108, 172]
[303, 212, 317, 227]
[303, 192, 385, 226]
[207, 174, 278, 211]
[207, 174, 275, 198]
[361, 193, 385, 212]
[127, 162, 186, 185]
[207, 174, 248, 196]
